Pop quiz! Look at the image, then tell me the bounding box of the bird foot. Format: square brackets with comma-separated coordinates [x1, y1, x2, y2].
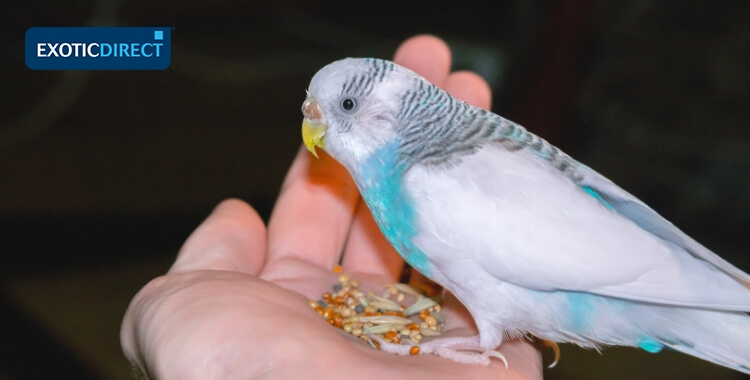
[369, 335, 507, 367]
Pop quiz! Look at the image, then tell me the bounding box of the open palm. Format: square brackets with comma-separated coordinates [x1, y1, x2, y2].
[121, 35, 542, 379]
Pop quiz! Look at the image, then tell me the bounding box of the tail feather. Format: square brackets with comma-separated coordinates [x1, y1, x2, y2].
[655, 309, 750, 374]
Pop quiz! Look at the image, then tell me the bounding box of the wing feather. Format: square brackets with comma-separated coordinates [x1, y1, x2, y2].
[405, 144, 750, 311]
[576, 169, 750, 285]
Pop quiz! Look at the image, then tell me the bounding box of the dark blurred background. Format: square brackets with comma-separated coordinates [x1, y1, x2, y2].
[1, 0, 749, 378]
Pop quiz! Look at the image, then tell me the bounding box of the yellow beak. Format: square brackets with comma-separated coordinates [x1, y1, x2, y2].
[302, 118, 327, 158]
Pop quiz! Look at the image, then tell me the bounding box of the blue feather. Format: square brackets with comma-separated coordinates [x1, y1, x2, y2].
[638, 337, 664, 353]
[580, 185, 615, 211]
[565, 292, 596, 332]
[358, 141, 432, 276]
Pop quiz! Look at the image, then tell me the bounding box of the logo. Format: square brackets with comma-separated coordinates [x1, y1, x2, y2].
[25, 27, 172, 70]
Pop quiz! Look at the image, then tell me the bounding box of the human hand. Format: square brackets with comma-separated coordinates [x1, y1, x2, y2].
[121, 35, 542, 379]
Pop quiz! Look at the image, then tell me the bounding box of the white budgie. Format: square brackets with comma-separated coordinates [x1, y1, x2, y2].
[300, 58, 750, 373]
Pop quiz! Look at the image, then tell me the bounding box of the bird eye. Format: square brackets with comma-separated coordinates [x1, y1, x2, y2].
[340, 98, 357, 113]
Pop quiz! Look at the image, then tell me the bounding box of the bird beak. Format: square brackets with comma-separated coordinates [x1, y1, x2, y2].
[301, 98, 327, 158]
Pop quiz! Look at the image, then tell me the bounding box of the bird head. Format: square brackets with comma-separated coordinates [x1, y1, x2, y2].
[301, 58, 417, 172]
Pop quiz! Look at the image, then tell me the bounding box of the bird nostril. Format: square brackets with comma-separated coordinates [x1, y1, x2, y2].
[302, 98, 323, 123]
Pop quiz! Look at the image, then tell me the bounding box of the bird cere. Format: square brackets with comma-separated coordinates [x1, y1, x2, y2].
[301, 58, 750, 373]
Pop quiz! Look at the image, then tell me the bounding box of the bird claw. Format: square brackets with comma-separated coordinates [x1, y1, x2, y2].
[370, 335, 507, 367]
[542, 340, 561, 368]
[481, 348, 509, 369]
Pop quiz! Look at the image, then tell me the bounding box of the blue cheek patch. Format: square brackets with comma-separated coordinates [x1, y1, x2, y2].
[359, 142, 431, 277]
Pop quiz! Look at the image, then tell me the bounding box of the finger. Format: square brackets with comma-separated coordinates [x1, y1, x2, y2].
[340, 201, 404, 279]
[265, 146, 360, 271]
[445, 70, 493, 110]
[170, 198, 266, 275]
[393, 34, 452, 88]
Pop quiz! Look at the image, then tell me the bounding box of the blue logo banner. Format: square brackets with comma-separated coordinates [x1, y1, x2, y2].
[25, 27, 172, 70]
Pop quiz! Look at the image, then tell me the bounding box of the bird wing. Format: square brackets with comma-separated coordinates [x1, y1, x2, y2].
[405, 143, 750, 311]
[575, 165, 750, 284]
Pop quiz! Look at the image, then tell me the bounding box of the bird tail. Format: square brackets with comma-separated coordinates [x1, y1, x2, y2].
[655, 309, 750, 374]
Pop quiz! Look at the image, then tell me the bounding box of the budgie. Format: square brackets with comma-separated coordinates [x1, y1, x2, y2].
[300, 57, 750, 373]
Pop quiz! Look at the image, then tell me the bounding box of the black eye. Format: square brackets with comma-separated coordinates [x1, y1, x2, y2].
[340, 98, 357, 112]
